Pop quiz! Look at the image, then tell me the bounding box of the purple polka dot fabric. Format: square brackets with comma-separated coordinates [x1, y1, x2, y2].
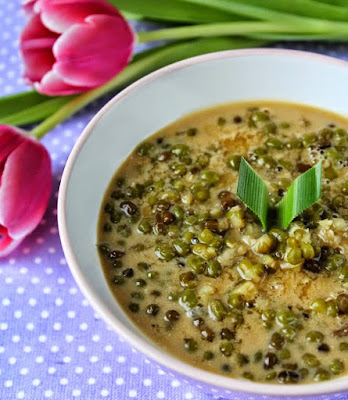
[1, 1, 348, 399]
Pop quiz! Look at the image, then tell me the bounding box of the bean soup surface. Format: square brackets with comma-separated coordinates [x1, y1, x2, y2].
[98, 102, 348, 384]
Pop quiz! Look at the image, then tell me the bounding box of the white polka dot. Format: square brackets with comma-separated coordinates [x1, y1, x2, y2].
[45, 268, 53, 275]
[117, 356, 126, 363]
[157, 391, 165, 399]
[22, 247, 30, 254]
[31, 277, 40, 284]
[55, 298, 63, 306]
[65, 335, 74, 343]
[92, 334, 100, 342]
[20, 368, 28, 376]
[60, 378, 68, 385]
[51, 345, 59, 353]
[79, 323, 88, 330]
[4, 380, 13, 388]
[104, 345, 113, 352]
[16, 392, 25, 399]
[69, 287, 78, 295]
[101, 389, 109, 397]
[12, 335, 20, 343]
[67, 311, 76, 318]
[171, 380, 181, 387]
[8, 357, 16, 365]
[26, 323, 34, 331]
[185, 393, 193, 400]
[116, 378, 124, 385]
[57, 278, 65, 284]
[143, 379, 152, 386]
[75, 367, 83, 374]
[60, 258, 67, 265]
[53, 323, 61, 331]
[34, 257, 42, 264]
[39, 335, 47, 343]
[130, 367, 139, 374]
[44, 390, 53, 398]
[48, 367, 56, 374]
[50, 226, 58, 234]
[41, 310, 49, 319]
[16, 287, 24, 294]
[90, 356, 98, 363]
[35, 356, 44, 364]
[72, 389, 81, 397]
[2, 298, 10, 306]
[0, 346, 4, 353]
[88, 378, 96, 385]
[102, 366, 111, 374]
[78, 345, 86, 353]
[28, 298, 37, 306]
[9, 258, 15, 265]
[43, 287, 51, 294]
[0, 323, 8, 330]
[157, 369, 165, 375]
[19, 267, 28, 274]
[32, 379, 40, 386]
[14, 310, 22, 319]
[63, 356, 71, 363]
[129, 390, 137, 398]
[5, 277, 12, 284]
[48, 247, 56, 254]
[81, 299, 89, 307]
[23, 346, 32, 353]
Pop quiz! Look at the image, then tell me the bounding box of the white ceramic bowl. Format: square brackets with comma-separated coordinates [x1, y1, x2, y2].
[58, 49, 348, 399]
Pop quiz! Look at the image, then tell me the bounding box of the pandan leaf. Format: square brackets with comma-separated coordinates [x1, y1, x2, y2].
[237, 157, 269, 230]
[277, 161, 322, 229]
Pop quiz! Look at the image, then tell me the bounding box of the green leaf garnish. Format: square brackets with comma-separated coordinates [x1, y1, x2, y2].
[237, 157, 269, 231]
[236, 158, 322, 231]
[277, 161, 322, 229]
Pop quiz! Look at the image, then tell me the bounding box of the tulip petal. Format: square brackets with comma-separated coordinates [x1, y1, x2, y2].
[20, 14, 58, 82]
[39, 0, 119, 33]
[22, 0, 36, 15]
[36, 69, 90, 95]
[0, 137, 51, 240]
[0, 226, 23, 258]
[53, 14, 134, 87]
[0, 126, 25, 169]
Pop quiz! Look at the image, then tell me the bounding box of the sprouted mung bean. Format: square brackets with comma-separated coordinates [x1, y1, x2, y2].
[98, 102, 348, 384]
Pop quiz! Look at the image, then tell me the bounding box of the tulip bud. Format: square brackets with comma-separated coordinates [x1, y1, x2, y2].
[0, 125, 51, 256]
[20, 0, 135, 95]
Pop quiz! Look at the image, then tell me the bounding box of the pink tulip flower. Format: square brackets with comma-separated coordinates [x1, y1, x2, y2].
[20, 0, 135, 95]
[0, 125, 51, 256]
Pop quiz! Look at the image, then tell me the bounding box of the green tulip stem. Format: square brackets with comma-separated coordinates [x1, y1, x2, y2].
[137, 21, 348, 43]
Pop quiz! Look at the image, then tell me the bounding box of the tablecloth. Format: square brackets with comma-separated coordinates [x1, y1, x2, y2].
[1, 1, 348, 399]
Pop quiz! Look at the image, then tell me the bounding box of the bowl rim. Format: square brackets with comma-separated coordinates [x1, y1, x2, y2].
[58, 48, 348, 397]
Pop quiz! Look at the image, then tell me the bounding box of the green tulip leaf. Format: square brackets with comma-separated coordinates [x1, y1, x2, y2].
[109, 0, 238, 23]
[0, 90, 51, 119]
[0, 96, 73, 126]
